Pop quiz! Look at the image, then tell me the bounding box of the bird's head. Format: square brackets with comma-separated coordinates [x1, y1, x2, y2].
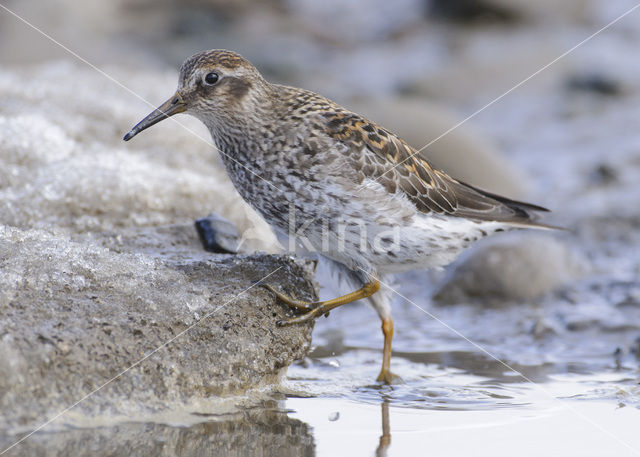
[123, 49, 265, 141]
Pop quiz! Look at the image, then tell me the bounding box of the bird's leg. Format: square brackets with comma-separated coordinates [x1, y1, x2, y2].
[376, 317, 397, 384]
[270, 280, 380, 326]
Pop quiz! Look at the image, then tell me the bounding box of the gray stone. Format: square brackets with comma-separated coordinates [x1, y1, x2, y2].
[195, 213, 241, 254]
[434, 234, 588, 305]
[0, 223, 317, 432]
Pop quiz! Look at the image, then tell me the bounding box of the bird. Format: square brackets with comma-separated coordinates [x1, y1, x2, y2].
[123, 49, 555, 384]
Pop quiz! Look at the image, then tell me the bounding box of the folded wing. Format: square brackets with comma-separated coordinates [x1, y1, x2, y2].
[321, 110, 552, 228]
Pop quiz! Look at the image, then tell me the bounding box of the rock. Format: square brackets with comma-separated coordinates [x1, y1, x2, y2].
[427, 0, 590, 24]
[485, 0, 590, 23]
[348, 97, 530, 198]
[428, 0, 520, 24]
[588, 163, 620, 187]
[0, 224, 317, 432]
[429, 0, 590, 24]
[195, 213, 241, 254]
[434, 234, 588, 304]
[566, 73, 623, 97]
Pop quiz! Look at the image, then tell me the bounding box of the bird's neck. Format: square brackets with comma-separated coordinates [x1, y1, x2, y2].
[201, 103, 280, 191]
[204, 88, 277, 158]
[205, 113, 269, 164]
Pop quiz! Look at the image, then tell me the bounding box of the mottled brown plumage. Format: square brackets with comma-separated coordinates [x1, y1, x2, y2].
[321, 109, 550, 222]
[124, 50, 554, 384]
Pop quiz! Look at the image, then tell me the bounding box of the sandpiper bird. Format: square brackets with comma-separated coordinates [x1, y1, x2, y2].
[124, 50, 554, 383]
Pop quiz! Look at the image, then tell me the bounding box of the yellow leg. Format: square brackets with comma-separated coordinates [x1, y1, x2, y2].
[376, 317, 398, 384]
[266, 280, 380, 326]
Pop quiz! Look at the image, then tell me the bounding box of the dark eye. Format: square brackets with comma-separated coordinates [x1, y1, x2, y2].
[203, 72, 219, 85]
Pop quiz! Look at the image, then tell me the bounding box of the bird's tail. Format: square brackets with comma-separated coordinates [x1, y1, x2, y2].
[461, 182, 566, 231]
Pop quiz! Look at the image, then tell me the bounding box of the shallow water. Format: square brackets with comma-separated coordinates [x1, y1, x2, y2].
[4, 358, 638, 456]
[289, 395, 640, 457]
[277, 286, 640, 456]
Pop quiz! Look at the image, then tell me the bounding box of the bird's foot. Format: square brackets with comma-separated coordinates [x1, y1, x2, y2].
[376, 369, 403, 385]
[276, 307, 328, 326]
[261, 284, 316, 311]
[264, 280, 381, 327]
[262, 284, 331, 326]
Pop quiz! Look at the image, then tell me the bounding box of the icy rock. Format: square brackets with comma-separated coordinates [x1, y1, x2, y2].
[434, 234, 589, 304]
[0, 224, 317, 431]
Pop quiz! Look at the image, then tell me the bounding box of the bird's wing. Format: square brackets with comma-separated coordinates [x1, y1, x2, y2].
[320, 110, 551, 226]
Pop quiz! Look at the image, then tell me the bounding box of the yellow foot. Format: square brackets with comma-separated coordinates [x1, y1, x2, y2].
[376, 369, 403, 385]
[262, 284, 315, 311]
[276, 307, 329, 327]
[262, 284, 326, 326]
[264, 280, 381, 327]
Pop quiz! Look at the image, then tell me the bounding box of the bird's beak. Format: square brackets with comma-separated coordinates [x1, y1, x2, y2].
[123, 92, 186, 141]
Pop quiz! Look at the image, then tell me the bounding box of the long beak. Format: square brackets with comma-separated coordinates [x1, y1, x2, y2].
[123, 92, 186, 141]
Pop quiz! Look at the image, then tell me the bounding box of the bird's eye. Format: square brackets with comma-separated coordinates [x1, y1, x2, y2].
[203, 72, 219, 85]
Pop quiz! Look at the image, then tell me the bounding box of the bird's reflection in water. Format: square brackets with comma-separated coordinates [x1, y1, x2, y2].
[376, 401, 391, 457]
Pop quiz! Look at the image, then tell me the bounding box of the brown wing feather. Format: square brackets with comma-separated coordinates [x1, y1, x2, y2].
[321, 110, 549, 226]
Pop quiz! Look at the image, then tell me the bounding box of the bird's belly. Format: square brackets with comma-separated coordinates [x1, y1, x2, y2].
[224, 162, 507, 274]
[275, 211, 482, 275]
[368, 215, 508, 274]
[310, 213, 509, 275]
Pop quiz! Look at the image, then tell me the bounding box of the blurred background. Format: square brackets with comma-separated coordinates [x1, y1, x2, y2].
[2, 1, 640, 455]
[3, 0, 639, 202]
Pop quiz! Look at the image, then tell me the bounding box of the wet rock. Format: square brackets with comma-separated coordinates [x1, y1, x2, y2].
[195, 213, 240, 254]
[0, 224, 317, 432]
[434, 234, 589, 304]
[633, 337, 640, 359]
[566, 73, 622, 97]
[428, 0, 590, 24]
[615, 292, 640, 309]
[588, 163, 620, 187]
[474, 0, 590, 23]
[428, 0, 519, 24]
[530, 317, 562, 338]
